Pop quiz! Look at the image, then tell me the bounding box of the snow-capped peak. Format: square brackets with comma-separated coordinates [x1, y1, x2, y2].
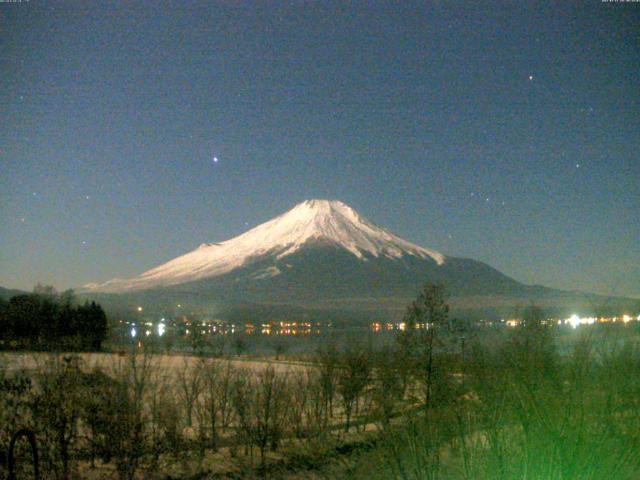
[260, 199, 444, 262]
[86, 199, 445, 292]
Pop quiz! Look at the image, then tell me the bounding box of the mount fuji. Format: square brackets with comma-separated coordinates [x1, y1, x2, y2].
[83, 200, 632, 319]
[87, 199, 446, 293]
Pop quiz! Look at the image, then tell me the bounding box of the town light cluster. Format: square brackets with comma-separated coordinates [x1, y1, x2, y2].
[564, 314, 639, 329]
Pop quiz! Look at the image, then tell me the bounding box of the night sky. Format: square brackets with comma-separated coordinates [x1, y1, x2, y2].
[1, 1, 639, 298]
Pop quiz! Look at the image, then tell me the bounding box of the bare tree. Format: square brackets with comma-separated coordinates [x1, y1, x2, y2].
[288, 370, 311, 438]
[316, 342, 338, 426]
[231, 365, 290, 473]
[81, 367, 121, 469]
[147, 368, 182, 466]
[32, 355, 83, 480]
[219, 361, 236, 433]
[337, 345, 371, 432]
[252, 366, 290, 472]
[233, 336, 248, 356]
[155, 382, 185, 461]
[102, 350, 155, 480]
[301, 368, 328, 439]
[371, 346, 405, 428]
[177, 357, 204, 428]
[196, 359, 234, 451]
[209, 334, 228, 357]
[77, 353, 152, 480]
[273, 338, 289, 360]
[230, 367, 253, 457]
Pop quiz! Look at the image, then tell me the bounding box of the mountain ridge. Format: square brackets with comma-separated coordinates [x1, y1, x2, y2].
[79, 199, 638, 319]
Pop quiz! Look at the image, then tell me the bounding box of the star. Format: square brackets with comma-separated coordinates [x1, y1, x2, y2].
[576, 163, 580, 169]
[213, 156, 219, 163]
[528, 75, 534, 81]
[85, 195, 91, 200]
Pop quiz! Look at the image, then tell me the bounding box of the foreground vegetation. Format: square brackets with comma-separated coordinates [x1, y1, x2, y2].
[1, 284, 639, 479]
[352, 314, 640, 479]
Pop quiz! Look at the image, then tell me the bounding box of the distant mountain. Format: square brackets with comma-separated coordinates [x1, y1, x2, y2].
[85, 199, 445, 293]
[0, 286, 28, 300]
[83, 200, 637, 319]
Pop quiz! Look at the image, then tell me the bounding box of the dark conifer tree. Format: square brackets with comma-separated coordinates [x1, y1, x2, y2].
[1, 287, 108, 351]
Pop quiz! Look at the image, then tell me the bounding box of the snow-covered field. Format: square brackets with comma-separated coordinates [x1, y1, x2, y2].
[0, 351, 308, 375]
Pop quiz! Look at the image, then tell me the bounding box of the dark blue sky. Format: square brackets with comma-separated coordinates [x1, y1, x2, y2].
[2, 1, 639, 297]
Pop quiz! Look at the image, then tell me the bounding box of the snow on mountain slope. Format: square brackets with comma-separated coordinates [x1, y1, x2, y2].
[87, 199, 445, 293]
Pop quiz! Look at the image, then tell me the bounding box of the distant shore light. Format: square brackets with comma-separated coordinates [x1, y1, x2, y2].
[567, 314, 580, 329]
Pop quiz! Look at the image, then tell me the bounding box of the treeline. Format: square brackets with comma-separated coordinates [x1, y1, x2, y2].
[0, 285, 108, 351]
